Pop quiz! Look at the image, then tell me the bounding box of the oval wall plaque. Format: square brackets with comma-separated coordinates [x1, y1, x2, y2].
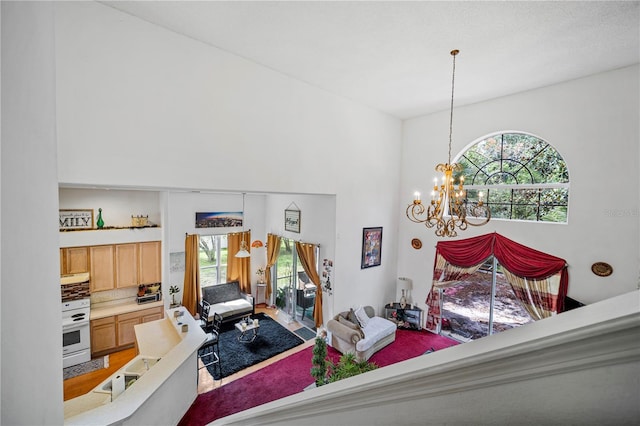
[591, 262, 613, 277]
[411, 238, 422, 250]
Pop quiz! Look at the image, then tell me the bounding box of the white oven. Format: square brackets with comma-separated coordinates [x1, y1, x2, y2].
[61, 273, 91, 368]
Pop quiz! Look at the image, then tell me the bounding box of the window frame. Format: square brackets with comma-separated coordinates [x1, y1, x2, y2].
[455, 131, 570, 223]
[198, 234, 228, 288]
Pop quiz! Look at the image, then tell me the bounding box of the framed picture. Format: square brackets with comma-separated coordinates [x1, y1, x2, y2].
[361, 227, 383, 269]
[59, 209, 94, 230]
[195, 212, 243, 228]
[284, 209, 301, 233]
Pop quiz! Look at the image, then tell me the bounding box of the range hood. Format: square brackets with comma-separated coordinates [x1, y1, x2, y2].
[60, 272, 90, 286]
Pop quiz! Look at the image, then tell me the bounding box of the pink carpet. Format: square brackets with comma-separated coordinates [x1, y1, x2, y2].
[179, 329, 458, 425]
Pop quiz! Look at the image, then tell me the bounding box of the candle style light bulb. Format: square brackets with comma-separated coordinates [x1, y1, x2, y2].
[414, 191, 421, 202]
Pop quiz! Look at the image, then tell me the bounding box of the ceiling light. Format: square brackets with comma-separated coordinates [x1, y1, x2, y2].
[406, 50, 490, 237]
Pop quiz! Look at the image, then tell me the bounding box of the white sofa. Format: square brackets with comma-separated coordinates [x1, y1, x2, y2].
[326, 306, 397, 361]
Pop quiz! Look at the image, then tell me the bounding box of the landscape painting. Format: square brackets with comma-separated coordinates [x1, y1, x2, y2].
[195, 212, 243, 228]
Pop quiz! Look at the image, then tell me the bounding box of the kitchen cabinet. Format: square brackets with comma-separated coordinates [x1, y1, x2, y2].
[87, 241, 162, 292]
[138, 241, 161, 285]
[91, 306, 164, 357]
[60, 247, 89, 275]
[89, 245, 115, 292]
[117, 311, 141, 347]
[90, 316, 117, 356]
[115, 243, 139, 288]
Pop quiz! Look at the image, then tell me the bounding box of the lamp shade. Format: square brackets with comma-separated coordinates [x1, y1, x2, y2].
[397, 277, 412, 291]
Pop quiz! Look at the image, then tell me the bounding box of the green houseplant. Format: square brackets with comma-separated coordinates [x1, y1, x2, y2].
[310, 335, 377, 386]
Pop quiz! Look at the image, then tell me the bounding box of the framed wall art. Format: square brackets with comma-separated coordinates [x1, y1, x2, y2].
[59, 209, 94, 230]
[284, 208, 301, 233]
[361, 227, 383, 269]
[195, 212, 243, 228]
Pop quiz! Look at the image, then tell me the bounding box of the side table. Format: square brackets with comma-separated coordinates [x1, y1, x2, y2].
[256, 283, 266, 305]
[384, 303, 423, 330]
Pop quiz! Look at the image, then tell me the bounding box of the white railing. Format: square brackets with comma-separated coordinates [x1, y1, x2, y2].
[212, 290, 640, 425]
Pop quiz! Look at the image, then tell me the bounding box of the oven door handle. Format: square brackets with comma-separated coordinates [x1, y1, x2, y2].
[62, 321, 89, 332]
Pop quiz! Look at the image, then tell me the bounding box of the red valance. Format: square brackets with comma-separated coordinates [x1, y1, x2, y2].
[434, 232, 569, 312]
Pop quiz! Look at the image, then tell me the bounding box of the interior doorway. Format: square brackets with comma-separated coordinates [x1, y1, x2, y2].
[441, 258, 534, 341]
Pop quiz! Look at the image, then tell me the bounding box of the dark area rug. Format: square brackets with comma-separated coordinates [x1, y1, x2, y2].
[199, 313, 304, 380]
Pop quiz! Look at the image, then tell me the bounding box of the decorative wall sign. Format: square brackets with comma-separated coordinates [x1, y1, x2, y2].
[361, 227, 383, 269]
[195, 212, 243, 228]
[322, 258, 333, 295]
[284, 209, 301, 233]
[591, 262, 613, 277]
[59, 209, 94, 230]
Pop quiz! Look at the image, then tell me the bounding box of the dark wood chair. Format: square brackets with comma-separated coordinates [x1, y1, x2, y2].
[198, 309, 223, 379]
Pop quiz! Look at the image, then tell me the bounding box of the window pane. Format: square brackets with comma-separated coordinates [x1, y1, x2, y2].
[457, 132, 569, 223]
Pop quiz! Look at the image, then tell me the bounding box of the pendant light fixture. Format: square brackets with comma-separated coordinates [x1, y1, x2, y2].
[406, 49, 490, 237]
[235, 192, 251, 258]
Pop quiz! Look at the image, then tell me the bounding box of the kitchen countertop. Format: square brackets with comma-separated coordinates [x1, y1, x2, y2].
[65, 306, 206, 424]
[90, 299, 164, 320]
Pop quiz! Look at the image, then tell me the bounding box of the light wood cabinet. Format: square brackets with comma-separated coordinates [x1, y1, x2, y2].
[60, 247, 89, 275]
[117, 311, 141, 347]
[91, 306, 164, 357]
[89, 245, 115, 292]
[91, 316, 117, 356]
[138, 241, 161, 284]
[141, 308, 163, 323]
[115, 243, 139, 288]
[86, 241, 161, 292]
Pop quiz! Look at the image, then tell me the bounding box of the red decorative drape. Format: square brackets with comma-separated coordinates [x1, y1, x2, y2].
[425, 232, 569, 333]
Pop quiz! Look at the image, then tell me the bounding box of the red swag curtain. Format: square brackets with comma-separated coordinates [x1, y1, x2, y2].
[426, 232, 569, 333]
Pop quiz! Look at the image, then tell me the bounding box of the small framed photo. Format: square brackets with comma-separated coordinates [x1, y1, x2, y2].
[59, 209, 94, 230]
[361, 227, 383, 269]
[284, 209, 301, 233]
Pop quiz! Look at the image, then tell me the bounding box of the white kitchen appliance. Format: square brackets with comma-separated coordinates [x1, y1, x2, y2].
[61, 273, 91, 368]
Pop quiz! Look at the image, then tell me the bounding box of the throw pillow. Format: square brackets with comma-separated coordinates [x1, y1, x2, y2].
[337, 316, 365, 338]
[347, 308, 359, 325]
[354, 306, 370, 328]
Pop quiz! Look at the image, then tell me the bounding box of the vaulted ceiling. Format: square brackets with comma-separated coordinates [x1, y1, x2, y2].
[102, 1, 640, 119]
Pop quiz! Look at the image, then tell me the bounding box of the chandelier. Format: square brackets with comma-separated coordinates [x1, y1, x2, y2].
[406, 49, 490, 238]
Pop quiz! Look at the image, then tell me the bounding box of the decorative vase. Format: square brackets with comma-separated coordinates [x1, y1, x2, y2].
[400, 289, 407, 309]
[96, 208, 104, 229]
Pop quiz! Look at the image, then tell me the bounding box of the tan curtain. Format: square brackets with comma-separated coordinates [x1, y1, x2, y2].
[265, 233, 281, 302]
[227, 230, 251, 293]
[182, 234, 200, 316]
[295, 241, 323, 327]
[502, 270, 562, 320]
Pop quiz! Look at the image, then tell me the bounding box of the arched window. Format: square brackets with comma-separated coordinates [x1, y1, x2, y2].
[455, 132, 569, 223]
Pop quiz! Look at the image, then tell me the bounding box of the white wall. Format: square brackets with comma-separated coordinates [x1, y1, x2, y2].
[264, 193, 336, 320]
[399, 65, 640, 307]
[1, 2, 63, 424]
[54, 1, 402, 317]
[166, 191, 267, 299]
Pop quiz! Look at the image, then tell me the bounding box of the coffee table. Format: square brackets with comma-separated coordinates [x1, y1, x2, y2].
[235, 318, 260, 343]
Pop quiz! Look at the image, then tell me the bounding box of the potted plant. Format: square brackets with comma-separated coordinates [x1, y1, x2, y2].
[310, 336, 328, 387]
[310, 333, 377, 387]
[169, 285, 180, 306]
[256, 267, 266, 284]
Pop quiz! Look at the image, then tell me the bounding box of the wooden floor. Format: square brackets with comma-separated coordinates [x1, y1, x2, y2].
[63, 306, 315, 401]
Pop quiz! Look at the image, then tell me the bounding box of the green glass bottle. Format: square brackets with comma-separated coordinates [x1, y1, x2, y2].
[96, 208, 104, 229]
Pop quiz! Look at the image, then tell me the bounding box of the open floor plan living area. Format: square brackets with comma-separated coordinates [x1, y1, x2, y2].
[2, 1, 639, 425]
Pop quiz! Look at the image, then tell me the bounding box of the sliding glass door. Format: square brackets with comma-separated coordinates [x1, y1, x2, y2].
[272, 238, 318, 326]
[441, 257, 534, 341]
